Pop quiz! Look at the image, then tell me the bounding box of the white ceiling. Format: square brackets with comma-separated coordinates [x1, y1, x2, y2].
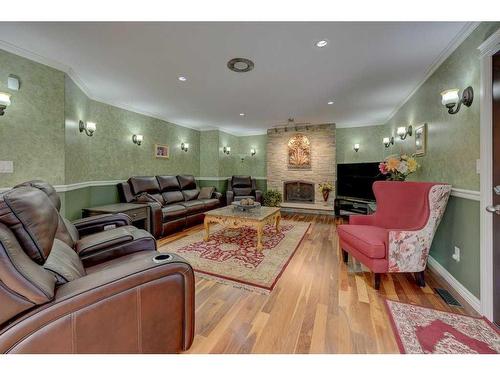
[0, 22, 471, 135]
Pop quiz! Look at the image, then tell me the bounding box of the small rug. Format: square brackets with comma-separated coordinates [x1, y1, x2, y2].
[385, 299, 500, 354]
[159, 220, 309, 293]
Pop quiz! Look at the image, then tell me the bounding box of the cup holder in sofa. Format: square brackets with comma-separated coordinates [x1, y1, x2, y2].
[153, 253, 173, 264]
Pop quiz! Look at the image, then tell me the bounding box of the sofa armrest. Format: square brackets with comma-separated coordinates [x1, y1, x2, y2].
[226, 190, 234, 205]
[73, 213, 131, 237]
[254, 189, 262, 203]
[212, 191, 223, 205]
[349, 214, 376, 226]
[0, 252, 195, 354]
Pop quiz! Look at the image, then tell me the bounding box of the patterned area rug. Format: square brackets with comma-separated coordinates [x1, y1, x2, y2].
[159, 220, 310, 293]
[385, 299, 500, 354]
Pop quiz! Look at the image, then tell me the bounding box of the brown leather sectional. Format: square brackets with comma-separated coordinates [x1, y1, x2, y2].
[118, 175, 222, 238]
[0, 182, 195, 353]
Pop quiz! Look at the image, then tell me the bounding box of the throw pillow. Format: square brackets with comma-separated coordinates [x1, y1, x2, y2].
[134, 192, 163, 205]
[198, 186, 215, 199]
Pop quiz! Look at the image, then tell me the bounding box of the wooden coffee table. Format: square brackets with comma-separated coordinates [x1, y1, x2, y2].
[203, 206, 281, 251]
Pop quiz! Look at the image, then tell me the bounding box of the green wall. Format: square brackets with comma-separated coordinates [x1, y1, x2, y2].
[0, 49, 66, 186]
[385, 22, 500, 191]
[336, 125, 390, 164]
[65, 76, 201, 183]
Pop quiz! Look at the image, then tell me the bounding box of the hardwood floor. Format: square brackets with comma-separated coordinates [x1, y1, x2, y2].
[157, 213, 478, 354]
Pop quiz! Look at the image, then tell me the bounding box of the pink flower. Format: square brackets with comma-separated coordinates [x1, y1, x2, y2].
[379, 162, 388, 175]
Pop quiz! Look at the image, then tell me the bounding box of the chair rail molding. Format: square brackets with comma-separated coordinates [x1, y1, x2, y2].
[478, 28, 500, 321]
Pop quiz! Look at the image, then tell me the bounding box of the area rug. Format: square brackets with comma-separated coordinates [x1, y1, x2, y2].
[385, 299, 500, 354]
[159, 220, 310, 293]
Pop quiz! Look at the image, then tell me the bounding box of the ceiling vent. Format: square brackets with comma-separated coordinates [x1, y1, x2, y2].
[227, 58, 255, 73]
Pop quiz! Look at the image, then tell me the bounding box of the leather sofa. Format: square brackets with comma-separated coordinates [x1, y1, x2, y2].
[15, 180, 156, 267]
[0, 185, 194, 353]
[226, 176, 262, 205]
[118, 175, 222, 238]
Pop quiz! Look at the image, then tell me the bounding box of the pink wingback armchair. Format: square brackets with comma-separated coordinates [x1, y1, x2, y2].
[337, 181, 451, 289]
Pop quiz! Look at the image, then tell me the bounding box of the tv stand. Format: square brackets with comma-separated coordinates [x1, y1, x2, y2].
[334, 196, 376, 217]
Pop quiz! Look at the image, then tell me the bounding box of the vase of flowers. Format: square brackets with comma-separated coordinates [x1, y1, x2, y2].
[379, 154, 419, 181]
[318, 182, 334, 203]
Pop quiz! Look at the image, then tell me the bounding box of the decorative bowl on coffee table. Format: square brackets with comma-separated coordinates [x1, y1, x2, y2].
[231, 201, 262, 211]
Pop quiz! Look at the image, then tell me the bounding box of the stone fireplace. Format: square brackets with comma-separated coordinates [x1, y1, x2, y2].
[284, 181, 315, 203]
[266, 123, 336, 208]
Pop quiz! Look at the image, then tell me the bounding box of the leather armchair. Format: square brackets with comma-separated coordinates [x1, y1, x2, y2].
[15, 180, 156, 267]
[0, 186, 194, 353]
[337, 181, 451, 289]
[226, 176, 262, 205]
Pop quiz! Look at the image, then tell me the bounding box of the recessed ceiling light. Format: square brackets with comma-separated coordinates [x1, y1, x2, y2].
[328, 101, 334, 105]
[239, 113, 245, 117]
[178, 76, 187, 82]
[315, 40, 328, 48]
[227, 58, 255, 73]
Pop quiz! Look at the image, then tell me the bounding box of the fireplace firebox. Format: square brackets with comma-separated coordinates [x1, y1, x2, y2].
[283, 181, 315, 203]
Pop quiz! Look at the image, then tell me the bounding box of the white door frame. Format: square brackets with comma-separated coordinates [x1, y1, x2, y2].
[479, 29, 500, 320]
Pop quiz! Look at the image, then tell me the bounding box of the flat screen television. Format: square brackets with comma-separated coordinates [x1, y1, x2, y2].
[336, 162, 385, 201]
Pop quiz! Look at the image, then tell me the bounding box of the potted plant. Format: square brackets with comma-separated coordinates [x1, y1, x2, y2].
[263, 189, 283, 207]
[318, 182, 334, 203]
[378, 154, 419, 181]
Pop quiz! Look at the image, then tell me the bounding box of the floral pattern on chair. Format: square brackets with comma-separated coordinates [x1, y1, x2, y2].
[388, 184, 451, 272]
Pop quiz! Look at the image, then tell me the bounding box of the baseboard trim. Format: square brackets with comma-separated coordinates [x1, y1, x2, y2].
[427, 256, 481, 313]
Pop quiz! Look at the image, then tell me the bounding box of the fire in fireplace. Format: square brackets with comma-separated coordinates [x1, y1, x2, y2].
[283, 181, 315, 203]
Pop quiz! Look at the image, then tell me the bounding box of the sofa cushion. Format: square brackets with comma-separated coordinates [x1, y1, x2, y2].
[157, 176, 181, 191]
[75, 227, 134, 257]
[162, 205, 188, 221]
[337, 225, 388, 259]
[0, 187, 59, 264]
[128, 176, 161, 195]
[233, 187, 253, 196]
[44, 239, 86, 284]
[177, 175, 197, 190]
[198, 186, 215, 199]
[180, 200, 205, 214]
[182, 189, 200, 201]
[232, 176, 251, 188]
[161, 191, 183, 205]
[200, 198, 219, 210]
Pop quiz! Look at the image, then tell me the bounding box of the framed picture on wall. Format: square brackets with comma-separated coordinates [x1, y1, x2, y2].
[154, 144, 170, 159]
[415, 123, 427, 156]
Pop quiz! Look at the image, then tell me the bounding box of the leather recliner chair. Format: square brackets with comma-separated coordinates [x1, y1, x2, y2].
[226, 176, 262, 205]
[16, 180, 156, 267]
[0, 185, 195, 353]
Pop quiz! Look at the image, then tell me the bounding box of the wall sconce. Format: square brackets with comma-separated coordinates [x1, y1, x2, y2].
[181, 142, 189, 152]
[0, 92, 11, 116]
[250, 148, 256, 156]
[132, 134, 143, 145]
[441, 86, 473, 114]
[396, 125, 412, 140]
[223, 146, 231, 155]
[353, 143, 360, 152]
[383, 136, 394, 148]
[79, 121, 96, 136]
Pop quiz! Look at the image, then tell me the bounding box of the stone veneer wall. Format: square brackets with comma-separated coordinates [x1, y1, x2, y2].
[266, 124, 336, 204]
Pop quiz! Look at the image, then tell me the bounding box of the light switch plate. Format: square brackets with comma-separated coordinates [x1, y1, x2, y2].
[0, 161, 14, 173]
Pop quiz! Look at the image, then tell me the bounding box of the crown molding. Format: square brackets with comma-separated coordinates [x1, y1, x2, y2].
[336, 122, 385, 129]
[383, 22, 481, 125]
[478, 28, 500, 57]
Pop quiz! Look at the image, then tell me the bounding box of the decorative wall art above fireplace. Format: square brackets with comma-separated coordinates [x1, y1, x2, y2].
[287, 134, 311, 169]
